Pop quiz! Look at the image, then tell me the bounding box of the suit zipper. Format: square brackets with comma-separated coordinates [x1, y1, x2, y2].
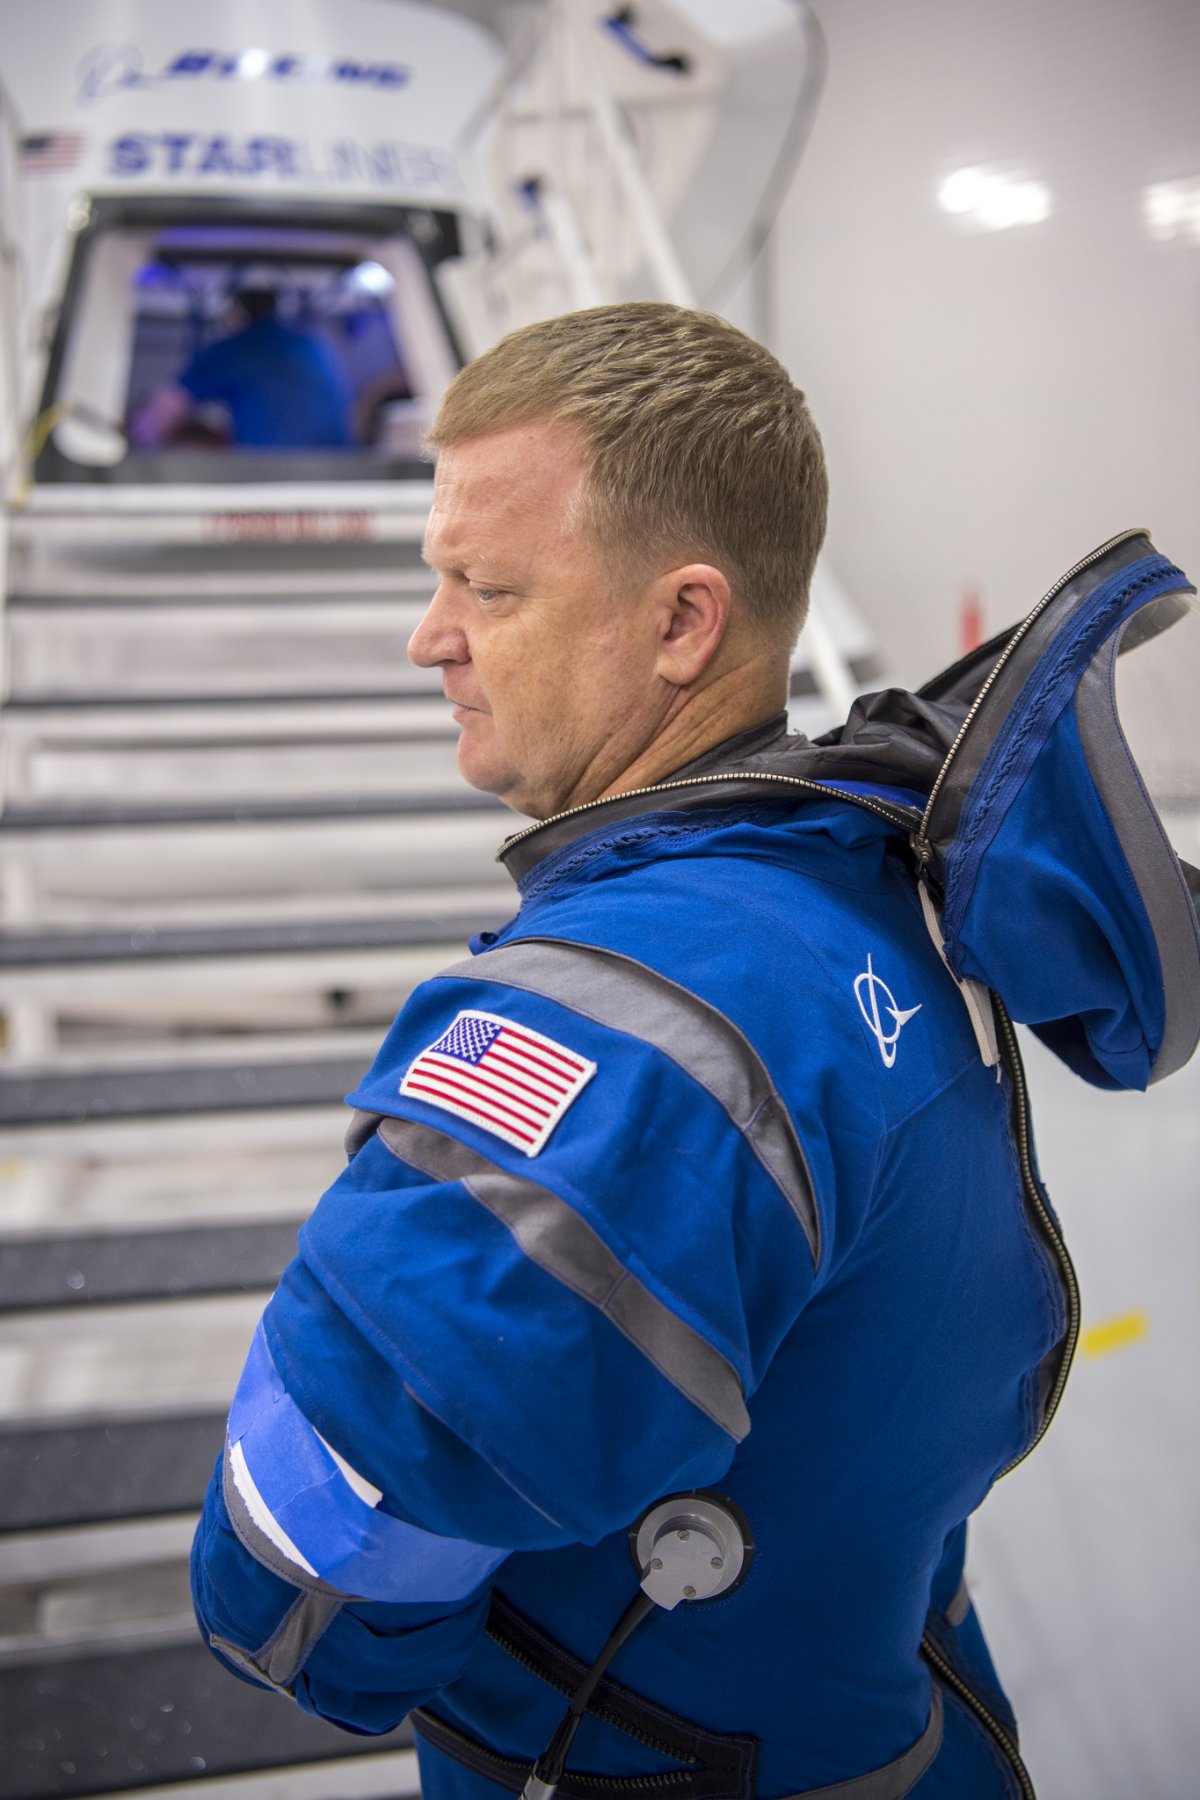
[991, 996, 1081, 1475]
[485, 1618, 702, 1765]
[415, 1707, 695, 1791]
[499, 771, 919, 862]
[920, 1631, 1038, 1800]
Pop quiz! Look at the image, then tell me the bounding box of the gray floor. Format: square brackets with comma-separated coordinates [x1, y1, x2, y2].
[967, 1030, 1200, 1800]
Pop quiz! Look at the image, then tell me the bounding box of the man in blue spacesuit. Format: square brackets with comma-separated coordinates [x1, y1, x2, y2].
[131, 286, 353, 450]
[189, 302, 1174, 1799]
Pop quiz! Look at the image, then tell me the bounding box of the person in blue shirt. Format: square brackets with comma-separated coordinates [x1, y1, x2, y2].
[130, 286, 354, 450]
[190, 302, 1198, 1798]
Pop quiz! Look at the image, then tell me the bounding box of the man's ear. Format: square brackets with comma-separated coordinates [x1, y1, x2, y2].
[654, 563, 733, 688]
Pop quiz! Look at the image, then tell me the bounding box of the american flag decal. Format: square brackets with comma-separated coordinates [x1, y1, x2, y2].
[400, 1010, 596, 1157]
[19, 133, 85, 175]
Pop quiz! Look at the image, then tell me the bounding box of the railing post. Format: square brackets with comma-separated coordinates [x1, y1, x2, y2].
[557, 0, 696, 308]
[0, 76, 23, 756]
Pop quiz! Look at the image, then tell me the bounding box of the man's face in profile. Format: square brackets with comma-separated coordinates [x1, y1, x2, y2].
[411, 419, 669, 820]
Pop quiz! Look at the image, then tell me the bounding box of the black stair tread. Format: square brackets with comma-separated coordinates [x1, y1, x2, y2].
[0, 1412, 225, 1532]
[6, 582, 424, 609]
[0, 1055, 370, 1126]
[0, 1413, 225, 1533]
[0, 908, 507, 967]
[1, 730, 452, 751]
[0, 1219, 304, 1312]
[1, 688, 448, 711]
[3, 1639, 415, 1800]
[0, 789, 502, 830]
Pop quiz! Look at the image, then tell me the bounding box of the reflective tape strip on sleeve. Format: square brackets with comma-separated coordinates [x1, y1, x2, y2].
[225, 1321, 509, 1603]
[377, 1114, 751, 1443]
[435, 937, 819, 1263]
[208, 1585, 343, 1695]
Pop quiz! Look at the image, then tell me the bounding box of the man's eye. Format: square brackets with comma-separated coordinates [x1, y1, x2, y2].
[472, 587, 505, 605]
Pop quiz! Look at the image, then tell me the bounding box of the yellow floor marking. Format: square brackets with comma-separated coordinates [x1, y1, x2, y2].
[1081, 1310, 1149, 1359]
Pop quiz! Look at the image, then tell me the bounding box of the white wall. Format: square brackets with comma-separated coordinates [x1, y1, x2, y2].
[773, 0, 1200, 684]
[767, 7, 1200, 1792]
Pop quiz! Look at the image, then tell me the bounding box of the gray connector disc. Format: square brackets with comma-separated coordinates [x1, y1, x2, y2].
[632, 1492, 752, 1610]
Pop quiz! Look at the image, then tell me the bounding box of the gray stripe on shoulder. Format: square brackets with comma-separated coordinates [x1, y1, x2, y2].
[346, 1107, 384, 1158]
[377, 1114, 750, 1442]
[436, 937, 819, 1264]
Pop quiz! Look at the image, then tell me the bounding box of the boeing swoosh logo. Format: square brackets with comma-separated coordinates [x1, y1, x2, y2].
[854, 955, 922, 1069]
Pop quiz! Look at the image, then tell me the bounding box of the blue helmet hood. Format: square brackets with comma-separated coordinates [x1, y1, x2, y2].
[816, 531, 1200, 1089]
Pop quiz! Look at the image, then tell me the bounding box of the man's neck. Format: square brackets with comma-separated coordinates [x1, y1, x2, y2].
[597, 657, 790, 803]
[662, 710, 790, 781]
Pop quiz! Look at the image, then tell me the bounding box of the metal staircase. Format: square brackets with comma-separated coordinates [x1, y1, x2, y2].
[0, 473, 510, 1800]
[0, 7, 861, 1796]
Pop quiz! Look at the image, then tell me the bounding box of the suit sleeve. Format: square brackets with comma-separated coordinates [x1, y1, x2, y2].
[191, 936, 821, 1730]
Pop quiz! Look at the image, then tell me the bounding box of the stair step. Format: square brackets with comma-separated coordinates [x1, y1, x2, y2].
[0, 1055, 369, 1127]
[0, 1414, 223, 1533]
[89, 1751, 421, 1800]
[0, 1104, 348, 1164]
[0, 693, 454, 725]
[0, 1514, 197, 1581]
[5, 596, 439, 703]
[6, 747, 467, 811]
[5, 584, 430, 610]
[0, 915, 488, 1054]
[8, 530, 430, 590]
[1, 1638, 414, 1800]
[0, 789, 499, 831]
[0, 1293, 268, 1421]
[0, 1220, 303, 1312]
[0, 909, 500, 968]
[0, 817, 508, 921]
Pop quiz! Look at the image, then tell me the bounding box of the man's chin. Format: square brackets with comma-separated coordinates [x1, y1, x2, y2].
[455, 744, 542, 820]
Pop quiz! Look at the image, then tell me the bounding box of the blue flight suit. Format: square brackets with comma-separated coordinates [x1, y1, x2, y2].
[180, 317, 353, 448]
[192, 720, 1064, 1799]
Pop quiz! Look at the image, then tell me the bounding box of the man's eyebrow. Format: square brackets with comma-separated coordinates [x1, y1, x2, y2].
[420, 546, 463, 577]
[421, 548, 527, 589]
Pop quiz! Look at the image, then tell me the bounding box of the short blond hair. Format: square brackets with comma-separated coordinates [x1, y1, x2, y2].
[427, 302, 827, 641]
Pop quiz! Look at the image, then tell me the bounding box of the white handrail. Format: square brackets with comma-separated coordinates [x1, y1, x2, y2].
[539, 190, 605, 308]
[799, 592, 857, 723]
[0, 74, 23, 765]
[555, 0, 695, 308]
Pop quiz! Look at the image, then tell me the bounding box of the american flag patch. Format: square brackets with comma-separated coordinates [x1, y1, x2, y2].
[400, 1010, 596, 1157]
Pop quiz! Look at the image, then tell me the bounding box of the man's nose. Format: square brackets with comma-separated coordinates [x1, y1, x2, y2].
[408, 583, 466, 668]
